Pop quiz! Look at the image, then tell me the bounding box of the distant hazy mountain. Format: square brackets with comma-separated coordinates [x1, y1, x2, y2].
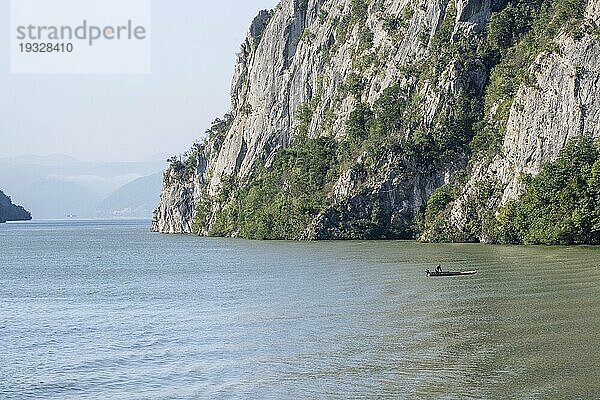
[14, 178, 103, 219]
[0, 154, 166, 220]
[0, 154, 79, 166]
[0, 154, 165, 195]
[94, 172, 163, 219]
[0, 190, 32, 223]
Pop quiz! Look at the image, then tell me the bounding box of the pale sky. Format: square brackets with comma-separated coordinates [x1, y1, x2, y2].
[0, 0, 279, 162]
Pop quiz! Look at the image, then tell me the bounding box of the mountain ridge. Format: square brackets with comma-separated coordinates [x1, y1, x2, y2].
[94, 172, 163, 219]
[153, 0, 600, 244]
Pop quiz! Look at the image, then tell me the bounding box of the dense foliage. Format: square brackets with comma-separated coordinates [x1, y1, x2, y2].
[497, 137, 600, 245]
[206, 136, 339, 239]
[165, 113, 234, 186]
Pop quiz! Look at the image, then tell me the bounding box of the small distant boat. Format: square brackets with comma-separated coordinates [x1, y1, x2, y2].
[426, 270, 478, 277]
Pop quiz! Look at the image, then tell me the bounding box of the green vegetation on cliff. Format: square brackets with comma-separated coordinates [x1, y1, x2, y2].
[497, 136, 600, 245]
[185, 0, 595, 243]
[423, 0, 591, 241]
[207, 136, 339, 239]
[471, 0, 588, 156]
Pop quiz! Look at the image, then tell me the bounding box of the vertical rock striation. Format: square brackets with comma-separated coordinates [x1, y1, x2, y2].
[153, 0, 600, 241]
[436, 2, 600, 242]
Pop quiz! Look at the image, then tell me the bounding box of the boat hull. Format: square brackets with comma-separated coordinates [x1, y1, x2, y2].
[427, 271, 478, 277]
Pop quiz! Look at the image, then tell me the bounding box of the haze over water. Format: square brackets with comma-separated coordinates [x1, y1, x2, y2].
[1, 220, 598, 398]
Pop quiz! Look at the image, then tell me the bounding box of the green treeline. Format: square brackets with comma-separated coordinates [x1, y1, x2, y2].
[497, 137, 600, 245]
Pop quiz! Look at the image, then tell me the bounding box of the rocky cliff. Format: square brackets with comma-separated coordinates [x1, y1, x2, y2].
[424, 0, 600, 242]
[153, 0, 600, 242]
[0, 190, 31, 223]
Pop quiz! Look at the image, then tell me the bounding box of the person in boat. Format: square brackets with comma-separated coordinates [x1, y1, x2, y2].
[435, 265, 443, 273]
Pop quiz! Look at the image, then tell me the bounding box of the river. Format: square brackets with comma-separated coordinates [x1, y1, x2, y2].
[1, 220, 598, 398]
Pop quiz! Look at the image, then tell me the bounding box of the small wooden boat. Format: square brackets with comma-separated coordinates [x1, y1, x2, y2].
[426, 270, 478, 277]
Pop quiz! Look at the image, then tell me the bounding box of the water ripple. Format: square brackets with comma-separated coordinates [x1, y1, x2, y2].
[0, 221, 599, 398]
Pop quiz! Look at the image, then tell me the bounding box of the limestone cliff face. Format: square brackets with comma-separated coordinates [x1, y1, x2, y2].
[154, 0, 491, 235]
[437, 2, 600, 242]
[152, 150, 209, 234]
[153, 0, 600, 240]
[0, 190, 31, 223]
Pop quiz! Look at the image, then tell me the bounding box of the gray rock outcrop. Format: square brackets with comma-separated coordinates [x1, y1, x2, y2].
[153, 0, 600, 241]
[440, 2, 600, 242]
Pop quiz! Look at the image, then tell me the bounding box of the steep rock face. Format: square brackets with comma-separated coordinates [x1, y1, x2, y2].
[0, 190, 31, 223]
[305, 168, 446, 239]
[154, 0, 599, 240]
[437, 2, 600, 242]
[152, 151, 208, 233]
[154, 0, 493, 236]
[501, 28, 600, 200]
[454, 0, 492, 35]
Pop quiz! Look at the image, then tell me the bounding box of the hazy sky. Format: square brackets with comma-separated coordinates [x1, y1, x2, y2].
[0, 0, 279, 162]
